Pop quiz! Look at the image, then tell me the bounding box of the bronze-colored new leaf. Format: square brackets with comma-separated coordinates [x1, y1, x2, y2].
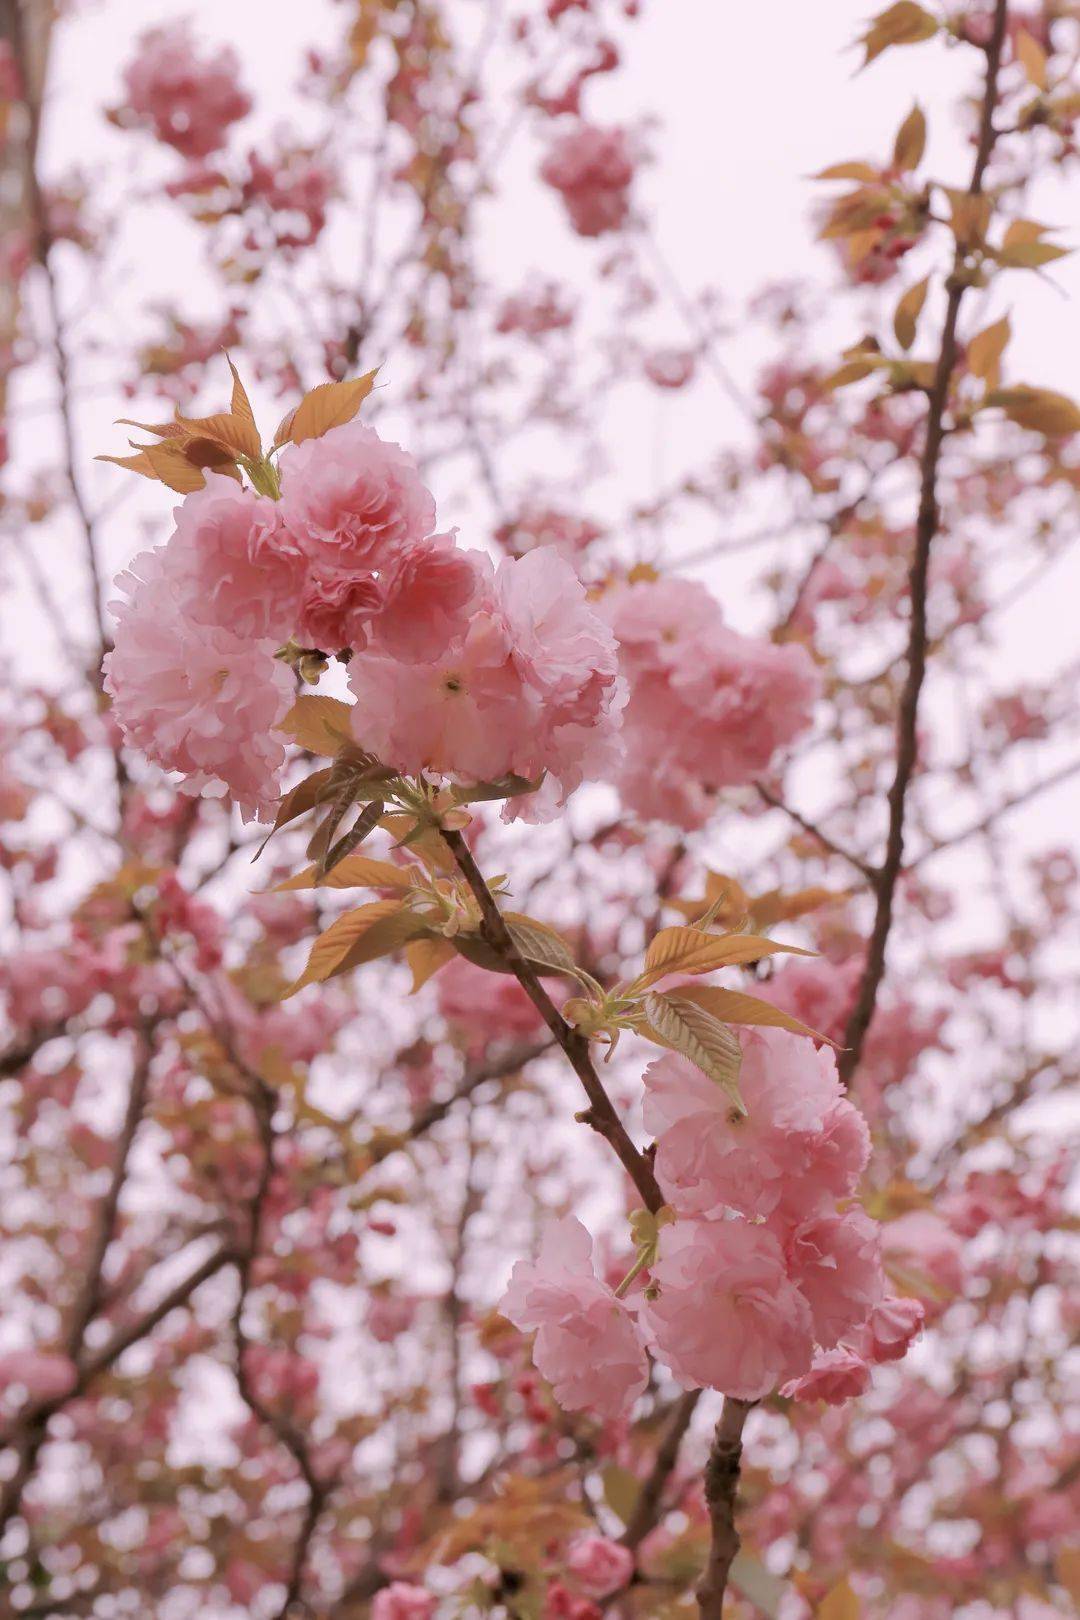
[276, 695, 356, 755]
[893, 275, 929, 352]
[642, 991, 744, 1109]
[860, 1, 937, 67]
[892, 102, 926, 172]
[284, 899, 429, 996]
[988, 385, 1080, 437]
[273, 370, 379, 448]
[672, 983, 837, 1046]
[275, 855, 418, 893]
[639, 926, 812, 989]
[967, 315, 1011, 388]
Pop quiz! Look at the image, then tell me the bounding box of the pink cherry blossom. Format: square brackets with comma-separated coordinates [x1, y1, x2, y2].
[882, 1211, 965, 1299]
[566, 1533, 634, 1597]
[643, 1028, 846, 1219]
[371, 1582, 435, 1620]
[435, 956, 545, 1047]
[848, 1294, 925, 1363]
[121, 24, 251, 159]
[374, 533, 484, 660]
[279, 421, 436, 572]
[781, 1347, 872, 1406]
[500, 1216, 649, 1419]
[644, 348, 696, 389]
[103, 548, 294, 820]
[540, 123, 635, 237]
[161, 474, 305, 642]
[347, 547, 624, 814]
[644, 1216, 814, 1399]
[598, 575, 819, 828]
[295, 568, 381, 652]
[759, 956, 861, 1048]
[779, 1206, 884, 1348]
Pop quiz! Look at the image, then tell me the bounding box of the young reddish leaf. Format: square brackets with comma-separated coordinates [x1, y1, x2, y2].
[641, 991, 744, 1109]
[255, 768, 335, 860]
[987, 385, 1080, 436]
[406, 935, 457, 993]
[141, 441, 208, 493]
[817, 1577, 861, 1620]
[226, 354, 257, 429]
[284, 899, 425, 995]
[823, 357, 884, 390]
[893, 276, 929, 352]
[502, 913, 581, 979]
[95, 450, 161, 481]
[749, 886, 850, 930]
[814, 162, 881, 183]
[673, 983, 837, 1047]
[859, 2, 937, 68]
[946, 191, 992, 249]
[994, 239, 1071, 269]
[967, 315, 1011, 387]
[273, 369, 379, 448]
[639, 927, 812, 989]
[277, 695, 356, 755]
[892, 102, 926, 172]
[275, 854, 418, 892]
[1014, 28, 1047, 90]
[170, 410, 262, 462]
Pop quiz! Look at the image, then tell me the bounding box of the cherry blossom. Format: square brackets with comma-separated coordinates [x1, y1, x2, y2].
[500, 1217, 649, 1419]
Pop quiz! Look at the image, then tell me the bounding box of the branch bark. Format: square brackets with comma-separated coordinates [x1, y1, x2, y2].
[838, 0, 1010, 1086]
[696, 1397, 752, 1620]
[440, 827, 664, 1214]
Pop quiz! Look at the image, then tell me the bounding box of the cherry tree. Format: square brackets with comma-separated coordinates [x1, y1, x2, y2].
[1, 3, 1078, 1619]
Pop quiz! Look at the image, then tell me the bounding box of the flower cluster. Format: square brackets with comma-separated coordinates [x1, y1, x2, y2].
[502, 1029, 924, 1413]
[598, 575, 820, 827]
[540, 123, 635, 237]
[119, 24, 251, 160]
[104, 419, 625, 821]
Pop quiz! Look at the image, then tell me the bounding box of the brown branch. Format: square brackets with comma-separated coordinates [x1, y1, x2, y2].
[439, 827, 664, 1213]
[696, 1397, 752, 1620]
[231, 1077, 331, 1620]
[838, 0, 1010, 1087]
[753, 782, 878, 884]
[908, 755, 1080, 871]
[621, 1390, 701, 1552]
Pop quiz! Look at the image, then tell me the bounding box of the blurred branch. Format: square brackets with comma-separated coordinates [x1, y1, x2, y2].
[838, 0, 1010, 1087]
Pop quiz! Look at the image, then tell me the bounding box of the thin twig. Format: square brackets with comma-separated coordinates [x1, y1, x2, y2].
[439, 828, 664, 1214]
[838, 0, 1010, 1086]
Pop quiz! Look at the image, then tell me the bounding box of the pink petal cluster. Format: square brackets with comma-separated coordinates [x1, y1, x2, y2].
[103, 545, 295, 821]
[565, 1534, 634, 1598]
[435, 956, 545, 1048]
[540, 123, 635, 237]
[371, 1583, 435, 1620]
[121, 25, 251, 159]
[279, 421, 436, 573]
[597, 575, 819, 828]
[640, 1028, 910, 1403]
[105, 416, 629, 820]
[644, 1028, 865, 1220]
[346, 547, 625, 819]
[759, 956, 862, 1048]
[161, 474, 305, 642]
[641, 1217, 815, 1400]
[500, 1216, 648, 1419]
